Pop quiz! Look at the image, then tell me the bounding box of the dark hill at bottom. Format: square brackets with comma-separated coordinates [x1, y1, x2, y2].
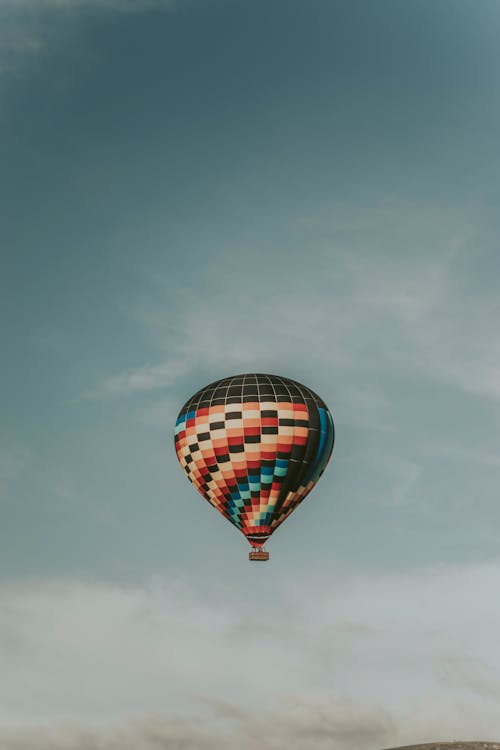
[384, 744, 500, 750]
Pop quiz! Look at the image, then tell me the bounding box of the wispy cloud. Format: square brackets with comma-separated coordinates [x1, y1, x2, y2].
[0, 0, 177, 78]
[381, 456, 422, 507]
[0, 447, 27, 498]
[94, 200, 500, 406]
[0, 0, 176, 10]
[418, 441, 500, 470]
[436, 651, 500, 700]
[93, 360, 188, 397]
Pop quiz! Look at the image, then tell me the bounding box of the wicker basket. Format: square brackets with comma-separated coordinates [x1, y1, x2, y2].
[249, 550, 270, 561]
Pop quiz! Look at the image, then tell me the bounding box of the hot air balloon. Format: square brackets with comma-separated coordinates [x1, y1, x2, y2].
[174, 373, 334, 560]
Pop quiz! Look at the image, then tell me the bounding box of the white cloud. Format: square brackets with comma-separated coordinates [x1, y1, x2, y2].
[1, 563, 500, 746]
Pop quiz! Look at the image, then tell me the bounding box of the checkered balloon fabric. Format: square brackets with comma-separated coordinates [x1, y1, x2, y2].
[174, 374, 334, 549]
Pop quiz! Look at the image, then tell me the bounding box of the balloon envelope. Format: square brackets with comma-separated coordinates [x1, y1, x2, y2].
[174, 373, 334, 551]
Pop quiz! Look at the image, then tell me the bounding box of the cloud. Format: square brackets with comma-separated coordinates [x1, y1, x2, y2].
[0, 701, 397, 750]
[436, 652, 500, 700]
[0, 0, 176, 10]
[91, 199, 500, 407]
[0, 696, 500, 750]
[418, 441, 500, 470]
[93, 360, 188, 397]
[0, 447, 27, 498]
[0, 0, 177, 79]
[1, 562, 500, 743]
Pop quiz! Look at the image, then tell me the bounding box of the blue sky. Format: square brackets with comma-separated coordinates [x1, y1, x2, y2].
[1, 1, 500, 747]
